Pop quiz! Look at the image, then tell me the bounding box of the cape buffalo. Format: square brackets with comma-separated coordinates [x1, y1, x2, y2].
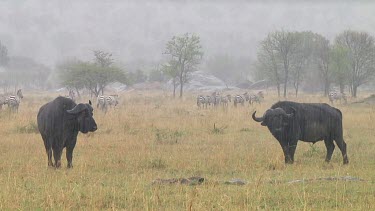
[37, 97, 97, 168]
[252, 101, 349, 164]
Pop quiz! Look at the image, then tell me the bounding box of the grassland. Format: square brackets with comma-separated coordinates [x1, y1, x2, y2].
[0, 91, 374, 210]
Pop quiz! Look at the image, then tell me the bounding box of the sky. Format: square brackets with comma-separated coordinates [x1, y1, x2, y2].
[0, 0, 375, 68]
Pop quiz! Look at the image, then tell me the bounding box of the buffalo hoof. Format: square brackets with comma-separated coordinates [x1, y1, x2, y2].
[67, 163, 73, 168]
[55, 160, 61, 168]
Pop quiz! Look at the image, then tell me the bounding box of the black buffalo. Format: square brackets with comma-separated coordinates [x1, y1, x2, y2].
[252, 101, 349, 164]
[37, 97, 97, 168]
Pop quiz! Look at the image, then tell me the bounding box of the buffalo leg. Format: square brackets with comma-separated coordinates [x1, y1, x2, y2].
[66, 138, 77, 168]
[42, 135, 54, 167]
[288, 140, 298, 163]
[324, 139, 335, 162]
[279, 141, 293, 164]
[334, 137, 349, 164]
[53, 148, 63, 168]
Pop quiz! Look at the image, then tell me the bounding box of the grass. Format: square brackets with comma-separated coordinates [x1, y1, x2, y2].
[0, 90, 374, 210]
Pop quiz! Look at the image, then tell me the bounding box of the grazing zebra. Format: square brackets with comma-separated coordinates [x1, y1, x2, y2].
[328, 91, 347, 104]
[249, 91, 264, 105]
[97, 95, 119, 112]
[220, 94, 231, 107]
[233, 95, 245, 107]
[65, 90, 76, 102]
[4, 89, 23, 112]
[197, 95, 206, 109]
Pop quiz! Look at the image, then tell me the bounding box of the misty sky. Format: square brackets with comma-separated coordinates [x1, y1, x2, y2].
[1, 0, 375, 69]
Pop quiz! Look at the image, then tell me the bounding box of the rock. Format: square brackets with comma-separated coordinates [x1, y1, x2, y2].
[224, 178, 247, 185]
[166, 71, 238, 92]
[152, 176, 204, 186]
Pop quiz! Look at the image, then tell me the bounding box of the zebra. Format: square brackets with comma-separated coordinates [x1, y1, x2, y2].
[220, 94, 231, 107]
[97, 95, 119, 112]
[197, 95, 206, 109]
[210, 91, 221, 107]
[4, 89, 23, 112]
[233, 95, 245, 107]
[328, 90, 347, 104]
[249, 91, 264, 105]
[205, 95, 213, 108]
[106, 95, 119, 108]
[64, 90, 76, 102]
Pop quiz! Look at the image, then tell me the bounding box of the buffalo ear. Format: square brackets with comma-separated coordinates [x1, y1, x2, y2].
[89, 100, 92, 105]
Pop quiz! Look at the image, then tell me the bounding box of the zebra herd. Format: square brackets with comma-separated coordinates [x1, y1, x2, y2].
[0, 89, 23, 112]
[197, 91, 264, 109]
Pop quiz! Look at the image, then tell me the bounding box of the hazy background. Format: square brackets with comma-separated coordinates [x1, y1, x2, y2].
[1, 0, 374, 68]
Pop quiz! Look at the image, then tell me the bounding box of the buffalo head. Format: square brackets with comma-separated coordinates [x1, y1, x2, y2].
[252, 107, 294, 132]
[67, 100, 97, 133]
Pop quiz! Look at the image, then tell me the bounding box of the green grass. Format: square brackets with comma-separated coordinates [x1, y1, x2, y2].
[0, 91, 374, 210]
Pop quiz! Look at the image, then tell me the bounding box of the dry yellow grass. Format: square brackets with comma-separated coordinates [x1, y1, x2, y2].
[0, 91, 374, 210]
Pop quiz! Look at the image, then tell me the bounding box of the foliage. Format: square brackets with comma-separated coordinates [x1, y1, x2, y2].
[164, 33, 203, 98]
[0, 56, 51, 92]
[0, 41, 8, 66]
[58, 51, 127, 97]
[330, 44, 351, 93]
[148, 68, 164, 82]
[335, 30, 375, 97]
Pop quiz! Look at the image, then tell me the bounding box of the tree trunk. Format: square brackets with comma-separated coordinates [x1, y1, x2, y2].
[352, 84, 357, 97]
[75, 87, 81, 98]
[324, 79, 330, 96]
[173, 82, 176, 98]
[283, 75, 288, 98]
[276, 83, 280, 97]
[179, 78, 183, 98]
[339, 82, 344, 94]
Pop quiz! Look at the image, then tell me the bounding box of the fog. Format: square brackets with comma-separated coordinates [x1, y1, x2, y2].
[1, 0, 374, 68]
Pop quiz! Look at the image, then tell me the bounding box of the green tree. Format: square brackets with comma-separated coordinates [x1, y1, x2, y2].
[290, 31, 316, 97]
[161, 61, 179, 98]
[335, 30, 375, 97]
[58, 51, 127, 97]
[330, 44, 350, 93]
[256, 34, 283, 97]
[164, 33, 203, 98]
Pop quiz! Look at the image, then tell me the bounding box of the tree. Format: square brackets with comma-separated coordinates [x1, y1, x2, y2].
[164, 33, 203, 98]
[149, 67, 164, 82]
[1, 56, 51, 92]
[335, 30, 375, 97]
[290, 31, 315, 97]
[58, 51, 127, 97]
[161, 61, 179, 98]
[313, 34, 332, 96]
[330, 44, 350, 93]
[256, 34, 283, 97]
[265, 30, 299, 98]
[0, 41, 8, 67]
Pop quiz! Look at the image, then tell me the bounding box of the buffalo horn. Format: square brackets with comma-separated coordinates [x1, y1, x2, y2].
[252, 111, 264, 122]
[67, 104, 87, 114]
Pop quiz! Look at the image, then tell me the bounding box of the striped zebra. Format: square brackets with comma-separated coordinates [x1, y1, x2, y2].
[249, 91, 264, 105]
[233, 95, 245, 107]
[220, 94, 231, 107]
[197, 95, 206, 109]
[4, 89, 23, 112]
[328, 91, 347, 104]
[97, 95, 119, 112]
[205, 95, 213, 108]
[64, 90, 76, 102]
[210, 91, 221, 107]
